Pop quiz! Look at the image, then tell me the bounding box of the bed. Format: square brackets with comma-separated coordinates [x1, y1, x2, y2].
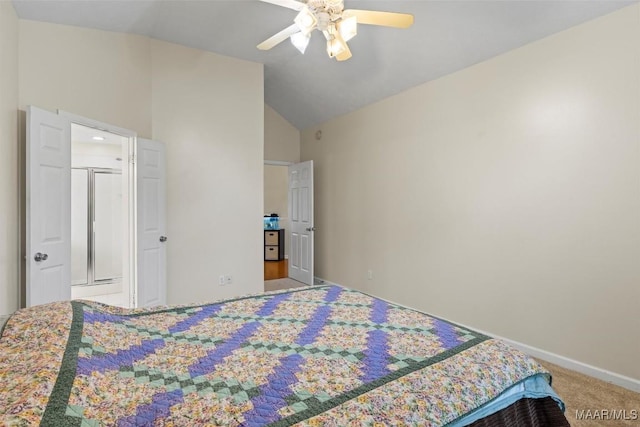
[0, 285, 569, 426]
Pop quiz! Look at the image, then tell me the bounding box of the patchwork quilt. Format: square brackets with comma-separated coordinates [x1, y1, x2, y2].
[0, 285, 551, 426]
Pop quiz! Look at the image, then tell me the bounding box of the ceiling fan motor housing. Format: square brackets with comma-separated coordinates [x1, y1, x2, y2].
[307, 0, 344, 21]
[315, 13, 331, 31]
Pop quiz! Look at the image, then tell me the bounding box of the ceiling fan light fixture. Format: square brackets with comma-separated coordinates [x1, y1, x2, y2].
[290, 31, 311, 54]
[325, 23, 347, 58]
[337, 15, 357, 42]
[326, 37, 347, 58]
[294, 7, 318, 36]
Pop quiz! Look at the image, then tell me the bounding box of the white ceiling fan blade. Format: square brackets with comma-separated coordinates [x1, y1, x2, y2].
[259, 0, 305, 12]
[257, 24, 301, 50]
[343, 9, 414, 29]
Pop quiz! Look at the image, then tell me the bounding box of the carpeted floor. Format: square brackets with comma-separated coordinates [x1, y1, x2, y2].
[263, 279, 640, 426]
[537, 360, 640, 426]
[264, 278, 307, 292]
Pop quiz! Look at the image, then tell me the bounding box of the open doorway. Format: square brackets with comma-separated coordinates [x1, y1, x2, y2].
[263, 160, 314, 287]
[264, 163, 289, 281]
[70, 124, 131, 306]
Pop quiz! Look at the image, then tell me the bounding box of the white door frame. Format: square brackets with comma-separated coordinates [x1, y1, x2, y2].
[59, 111, 137, 307]
[263, 160, 316, 285]
[264, 160, 293, 167]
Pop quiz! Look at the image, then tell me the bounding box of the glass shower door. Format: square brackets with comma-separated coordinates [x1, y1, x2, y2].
[94, 171, 123, 283]
[71, 168, 122, 286]
[71, 169, 89, 285]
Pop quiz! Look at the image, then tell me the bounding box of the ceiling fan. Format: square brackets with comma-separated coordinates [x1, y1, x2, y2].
[257, 0, 414, 61]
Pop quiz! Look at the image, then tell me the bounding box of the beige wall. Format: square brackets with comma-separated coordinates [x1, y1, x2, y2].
[19, 21, 152, 137]
[151, 40, 264, 303]
[302, 4, 640, 381]
[265, 104, 300, 163]
[264, 165, 288, 217]
[264, 165, 289, 217]
[0, 2, 19, 316]
[17, 21, 264, 305]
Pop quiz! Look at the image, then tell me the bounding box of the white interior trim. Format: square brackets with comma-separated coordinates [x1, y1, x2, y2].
[314, 276, 640, 393]
[313, 276, 341, 287]
[492, 335, 640, 393]
[264, 160, 293, 166]
[58, 110, 137, 138]
[59, 110, 138, 308]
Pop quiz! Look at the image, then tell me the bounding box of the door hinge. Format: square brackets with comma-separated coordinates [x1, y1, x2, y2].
[129, 155, 136, 164]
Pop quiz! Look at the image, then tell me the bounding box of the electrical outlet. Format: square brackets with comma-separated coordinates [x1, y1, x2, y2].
[225, 275, 233, 285]
[367, 270, 373, 280]
[219, 275, 225, 286]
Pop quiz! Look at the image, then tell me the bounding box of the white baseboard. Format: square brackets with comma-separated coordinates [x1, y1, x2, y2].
[313, 276, 341, 287]
[494, 335, 640, 393]
[313, 276, 640, 393]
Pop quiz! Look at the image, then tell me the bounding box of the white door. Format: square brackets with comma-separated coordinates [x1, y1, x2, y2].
[136, 138, 167, 307]
[26, 106, 71, 306]
[288, 161, 314, 285]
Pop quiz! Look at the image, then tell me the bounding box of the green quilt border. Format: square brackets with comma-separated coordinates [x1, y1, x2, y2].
[40, 301, 85, 426]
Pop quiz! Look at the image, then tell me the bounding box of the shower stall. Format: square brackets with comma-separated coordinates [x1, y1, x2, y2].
[71, 168, 122, 286]
[70, 123, 128, 303]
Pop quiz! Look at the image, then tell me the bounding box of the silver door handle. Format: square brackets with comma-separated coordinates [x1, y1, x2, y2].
[34, 252, 48, 262]
[159, 236, 168, 242]
[305, 227, 316, 232]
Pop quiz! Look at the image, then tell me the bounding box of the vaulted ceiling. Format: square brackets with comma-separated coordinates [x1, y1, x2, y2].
[12, 0, 636, 129]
